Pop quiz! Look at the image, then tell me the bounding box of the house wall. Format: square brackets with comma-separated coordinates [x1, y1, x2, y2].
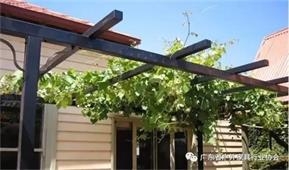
[0, 33, 242, 169]
[0, 33, 112, 170]
[0, 34, 108, 77]
[202, 120, 242, 169]
[56, 107, 112, 170]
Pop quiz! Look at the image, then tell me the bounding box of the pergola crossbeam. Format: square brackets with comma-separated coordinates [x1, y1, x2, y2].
[39, 10, 123, 74]
[194, 60, 269, 84]
[107, 39, 212, 85]
[281, 101, 288, 106]
[1, 16, 287, 95]
[223, 76, 288, 94]
[84, 40, 211, 93]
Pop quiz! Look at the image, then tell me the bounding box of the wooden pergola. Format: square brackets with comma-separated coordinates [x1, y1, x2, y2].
[0, 10, 287, 170]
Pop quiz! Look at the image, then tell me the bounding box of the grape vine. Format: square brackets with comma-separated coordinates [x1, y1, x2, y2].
[0, 39, 286, 142]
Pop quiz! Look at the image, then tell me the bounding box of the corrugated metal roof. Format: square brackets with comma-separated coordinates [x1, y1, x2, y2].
[252, 28, 288, 101]
[252, 28, 288, 81]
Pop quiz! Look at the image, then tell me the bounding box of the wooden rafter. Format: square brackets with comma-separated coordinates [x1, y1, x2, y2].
[1, 16, 288, 95]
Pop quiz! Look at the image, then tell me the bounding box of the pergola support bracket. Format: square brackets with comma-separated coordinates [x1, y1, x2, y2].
[40, 10, 123, 75]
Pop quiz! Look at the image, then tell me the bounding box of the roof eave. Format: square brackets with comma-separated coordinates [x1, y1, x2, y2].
[0, 3, 141, 46]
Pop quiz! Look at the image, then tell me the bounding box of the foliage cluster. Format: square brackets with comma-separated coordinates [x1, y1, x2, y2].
[0, 39, 286, 142]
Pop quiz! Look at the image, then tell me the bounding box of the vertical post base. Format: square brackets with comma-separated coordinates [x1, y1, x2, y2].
[196, 123, 204, 170]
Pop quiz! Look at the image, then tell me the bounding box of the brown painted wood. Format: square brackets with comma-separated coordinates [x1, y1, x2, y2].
[194, 60, 269, 84]
[223, 76, 288, 94]
[40, 10, 123, 74]
[2, 16, 288, 94]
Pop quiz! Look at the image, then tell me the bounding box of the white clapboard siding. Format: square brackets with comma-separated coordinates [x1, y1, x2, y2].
[57, 160, 111, 170]
[203, 145, 242, 153]
[201, 167, 242, 170]
[0, 48, 107, 72]
[214, 133, 241, 141]
[57, 142, 111, 151]
[0, 45, 108, 70]
[57, 122, 111, 133]
[203, 120, 243, 169]
[215, 126, 241, 134]
[58, 113, 96, 124]
[202, 165, 243, 170]
[204, 160, 243, 166]
[56, 152, 111, 161]
[0, 33, 109, 75]
[56, 107, 112, 170]
[0, 68, 13, 77]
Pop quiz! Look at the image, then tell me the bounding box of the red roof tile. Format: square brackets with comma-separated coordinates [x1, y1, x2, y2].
[252, 28, 288, 101]
[0, 0, 141, 46]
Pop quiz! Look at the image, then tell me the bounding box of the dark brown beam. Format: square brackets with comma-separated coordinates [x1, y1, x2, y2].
[85, 40, 211, 93]
[1, 16, 287, 94]
[196, 123, 204, 170]
[40, 10, 123, 75]
[270, 131, 288, 151]
[223, 76, 288, 94]
[281, 101, 288, 106]
[107, 39, 212, 85]
[18, 36, 42, 169]
[170, 39, 212, 59]
[194, 60, 269, 84]
[277, 92, 289, 97]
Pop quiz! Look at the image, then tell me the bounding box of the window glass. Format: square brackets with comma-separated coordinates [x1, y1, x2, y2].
[116, 123, 188, 170]
[0, 97, 44, 169]
[1, 108, 19, 148]
[137, 130, 153, 170]
[0, 106, 43, 148]
[35, 109, 43, 148]
[157, 131, 170, 169]
[116, 127, 132, 170]
[34, 152, 42, 169]
[175, 132, 188, 170]
[0, 151, 18, 169]
[137, 130, 171, 169]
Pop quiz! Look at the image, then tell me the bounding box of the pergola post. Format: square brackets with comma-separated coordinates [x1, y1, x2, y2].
[17, 36, 42, 169]
[196, 122, 204, 170]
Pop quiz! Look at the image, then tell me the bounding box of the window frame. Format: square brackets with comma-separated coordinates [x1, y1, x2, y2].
[112, 116, 191, 170]
[42, 104, 58, 170]
[0, 104, 58, 170]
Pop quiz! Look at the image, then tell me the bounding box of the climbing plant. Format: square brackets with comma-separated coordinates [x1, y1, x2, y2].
[0, 39, 286, 142]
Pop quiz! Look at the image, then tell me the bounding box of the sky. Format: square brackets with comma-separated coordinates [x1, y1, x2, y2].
[29, 0, 288, 67]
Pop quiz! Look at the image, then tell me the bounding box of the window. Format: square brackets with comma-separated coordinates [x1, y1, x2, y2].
[0, 95, 44, 169]
[114, 120, 189, 170]
[137, 130, 171, 169]
[116, 124, 132, 169]
[175, 132, 188, 170]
